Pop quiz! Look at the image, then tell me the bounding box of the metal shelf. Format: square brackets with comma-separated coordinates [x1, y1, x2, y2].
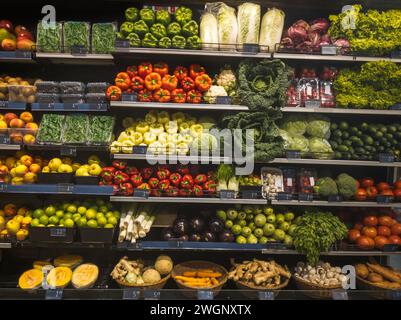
[0, 144, 21, 150]
[273, 52, 401, 63]
[270, 158, 401, 167]
[110, 196, 267, 205]
[0, 51, 34, 64]
[110, 101, 248, 111]
[281, 107, 401, 116]
[35, 53, 114, 65]
[271, 200, 401, 208]
[0, 184, 114, 195]
[112, 154, 231, 163]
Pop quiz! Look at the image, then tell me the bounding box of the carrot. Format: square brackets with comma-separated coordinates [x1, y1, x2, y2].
[211, 278, 219, 285]
[197, 271, 222, 278]
[183, 271, 197, 277]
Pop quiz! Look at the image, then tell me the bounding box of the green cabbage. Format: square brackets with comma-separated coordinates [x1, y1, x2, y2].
[289, 135, 309, 152]
[278, 129, 293, 149]
[237, 3, 261, 45]
[281, 115, 307, 136]
[308, 138, 333, 159]
[306, 115, 331, 139]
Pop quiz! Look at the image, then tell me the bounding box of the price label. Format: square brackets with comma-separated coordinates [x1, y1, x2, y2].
[383, 244, 399, 252]
[277, 192, 293, 201]
[321, 45, 337, 55]
[258, 291, 275, 300]
[144, 290, 160, 300]
[377, 195, 393, 204]
[242, 43, 259, 54]
[45, 289, 63, 300]
[115, 40, 130, 49]
[390, 103, 401, 110]
[60, 146, 77, 157]
[388, 290, 401, 300]
[220, 190, 236, 199]
[286, 150, 301, 159]
[121, 93, 137, 102]
[0, 101, 6, 108]
[197, 290, 214, 300]
[0, 184, 8, 192]
[328, 195, 342, 202]
[15, 50, 32, 59]
[390, 50, 401, 59]
[379, 153, 394, 163]
[298, 193, 313, 201]
[215, 96, 232, 105]
[133, 145, 147, 155]
[305, 99, 321, 108]
[0, 135, 10, 144]
[50, 228, 67, 238]
[130, 242, 143, 250]
[57, 184, 74, 193]
[123, 289, 141, 300]
[168, 240, 182, 248]
[332, 289, 348, 300]
[89, 104, 107, 111]
[133, 189, 149, 198]
[241, 190, 259, 199]
[71, 45, 88, 55]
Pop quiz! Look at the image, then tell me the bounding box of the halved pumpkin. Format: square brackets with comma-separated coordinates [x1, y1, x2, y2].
[54, 255, 83, 269]
[46, 267, 72, 289]
[72, 263, 99, 289]
[19, 269, 44, 291]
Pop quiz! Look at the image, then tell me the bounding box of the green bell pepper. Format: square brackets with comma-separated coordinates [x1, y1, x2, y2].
[127, 32, 141, 47]
[120, 21, 134, 37]
[167, 22, 181, 38]
[150, 23, 167, 40]
[139, 8, 155, 26]
[172, 35, 186, 49]
[156, 10, 171, 26]
[125, 7, 139, 22]
[158, 37, 172, 49]
[182, 20, 199, 37]
[174, 6, 192, 26]
[186, 35, 201, 49]
[133, 20, 149, 37]
[142, 33, 158, 48]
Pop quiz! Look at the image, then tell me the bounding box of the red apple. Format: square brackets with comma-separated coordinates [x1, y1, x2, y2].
[16, 31, 33, 41]
[14, 25, 28, 35]
[0, 20, 13, 33]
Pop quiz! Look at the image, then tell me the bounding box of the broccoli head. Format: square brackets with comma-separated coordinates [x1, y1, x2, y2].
[336, 173, 358, 200]
[315, 177, 338, 198]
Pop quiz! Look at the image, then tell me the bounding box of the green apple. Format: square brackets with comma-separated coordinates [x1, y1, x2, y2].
[266, 214, 276, 224]
[246, 213, 254, 221]
[86, 208, 97, 220]
[279, 221, 290, 232]
[284, 235, 293, 246]
[77, 206, 87, 215]
[254, 214, 267, 227]
[33, 209, 44, 219]
[253, 205, 263, 215]
[63, 213, 72, 220]
[259, 236, 268, 244]
[237, 220, 247, 228]
[96, 212, 105, 221]
[31, 218, 40, 227]
[254, 228, 263, 238]
[241, 227, 252, 237]
[231, 224, 242, 235]
[67, 205, 77, 214]
[97, 216, 107, 227]
[48, 216, 59, 225]
[243, 206, 253, 214]
[99, 205, 108, 214]
[237, 211, 246, 220]
[226, 209, 238, 220]
[225, 220, 233, 229]
[216, 210, 227, 221]
[72, 214, 81, 223]
[284, 212, 295, 222]
[276, 214, 285, 224]
[105, 211, 114, 219]
[288, 224, 297, 236]
[248, 222, 256, 232]
[64, 218, 74, 228]
[247, 234, 258, 244]
[264, 207, 274, 215]
[77, 217, 87, 228]
[236, 235, 247, 244]
[263, 223, 275, 236]
[273, 229, 286, 241]
[39, 215, 49, 226]
[107, 216, 118, 226]
[87, 219, 98, 228]
[55, 210, 64, 219]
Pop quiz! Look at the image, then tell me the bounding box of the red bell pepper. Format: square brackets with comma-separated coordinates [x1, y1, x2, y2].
[106, 86, 122, 101]
[119, 182, 134, 196]
[150, 189, 162, 197]
[194, 174, 207, 185]
[100, 167, 116, 182]
[114, 171, 130, 184]
[171, 89, 186, 103]
[179, 188, 192, 197]
[181, 76, 195, 92]
[193, 184, 204, 197]
[180, 174, 194, 189]
[153, 89, 171, 103]
[195, 74, 212, 92]
[131, 76, 144, 91]
[137, 183, 150, 190]
[125, 166, 139, 176]
[148, 177, 159, 189]
[153, 62, 169, 78]
[115, 72, 131, 91]
[165, 186, 179, 197]
[204, 180, 217, 193]
[176, 165, 189, 175]
[141, 167, 154, 180]
[157, 167, 171, 180]
[174, 66, 188, 81]
[169, 172, 182, 187]
[189, 64, 205, 80]
[112, 160, 127, 170]
[162, 75, 178, 91]
[138, 89, 153, 102]
[186, 90, 202, 104]
[138, 62, 153, 78]
[158, 179, 170, 190]
[126, 65, 138, 78]
[130, 174, 143, 187]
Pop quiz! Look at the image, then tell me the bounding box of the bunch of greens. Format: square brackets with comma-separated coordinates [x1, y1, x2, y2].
[293, 210, 348, 266]
[92, 23, 116, 53]
[329, 5, 401, 56]
[63, 21, 90, 51]
[36, 22, 62, 53]
[87, 115, 115, 145]
[37, 114, 65, 144]
[334, 61, 401, 109]
[62, 114, 88, 144]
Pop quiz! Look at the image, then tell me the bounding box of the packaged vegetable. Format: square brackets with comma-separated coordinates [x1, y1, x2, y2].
[306, 115, 331, 139]
[200, 12, 219, 50]
[8, 85, 36, 103]
[91, 23, 116, 54]
[308, 137, 333, 159]
[86, 82, 109, 94]
[237, 3, 261, 47]
[60, 82, 85, 94]
[37, 114, 65, 144]
[259, 8, 285, 52]
[61, 94, 85, 104]
[63, 21, 90, 52]
[62, 114, 88, 144]
[36, 93, 60, 103]
[36, 21, 62, 53]
[36, 81, 60, 94]
[85, 93, 107, 104]
[87, 115, 114, 145]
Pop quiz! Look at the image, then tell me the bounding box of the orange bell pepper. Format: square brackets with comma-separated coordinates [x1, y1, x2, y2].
[153, 89, 171, 103]
[115, 72, 131, 91]
[145, 72, 162, 91]
[153, 62, 169, 78]
[106, 86, 122, 101]
[131, 76, 145, 91]
[189, 64, 205, 80]
[162, 75, 178, 91]
[138, 62, 153, 78]
[186, 90, 202, 104]
[138, 89, 153, 102]
[195, 74, 212, 92]
[171, 89, 186, 103]
[174, 66, 188, 81]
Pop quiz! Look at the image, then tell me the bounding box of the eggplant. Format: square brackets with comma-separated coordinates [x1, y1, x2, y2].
[189, 233, 202, 242]
[208, 218, 224, 234]
[173, 218, 189, 237]
[202, 230, 216, 242]
[219, 229, 235, 243]
[189, 216, 205, 233]
[162, 228, 174, 241]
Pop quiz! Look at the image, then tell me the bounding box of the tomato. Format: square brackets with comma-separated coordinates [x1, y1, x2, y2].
[388, 235, 401, 246]
[377, 226, 391, 237]
[361, 178, 375, 188]
[348, 229, 361, 243]
[391, 223, 401, 236]
[362, 226, 377, 238]
[366, 186, 378, 200]
[374, 236, 390, 249]
[380, 189, 394, 196]
[353, 222, 364, 231]
[393, 188, 401, 199]
[378, 215, 394, 227]
[377, 182, 390, 192]
[357, 236, 375, 250]
[363, 215, 378, 227]
[394, 180, 401, 190]
[355, 188, 367, 201]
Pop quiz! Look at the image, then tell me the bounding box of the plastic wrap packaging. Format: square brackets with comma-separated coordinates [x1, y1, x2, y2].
[206, 2, 238, 51]
[63, 21, 90, 52]
[259, 8, 285, 52]
[36, 21, 62, 53]
[36, 93, 60, 103]
[36, 81, 60, 94]
[237, 3, 261, 47]
[91, 23, 117, 54]
[200, 12, 219, 50]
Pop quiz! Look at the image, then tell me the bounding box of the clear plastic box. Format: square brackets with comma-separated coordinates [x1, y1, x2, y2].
[59, 82, 85, 94]
[36, 81, 60, 94]
[36, 21, 63, 53]
[286, 80, 300, 107]
[91, 23, 117, 54]
[36, 114, 65, 145]
[87, 115, 115, 145]
[85, 93, 107, 104]
[261, 167, 284, 200]
[320, 80, 335, 108]
[36, 93, 60, 103]
[298, 78, 320, 107]
[63, 21, 91, 52]
[86, 82, 109, 93]
[61, 94, 85, 104]
[8, 85, 36, 103]
[62, 113, 89, 145]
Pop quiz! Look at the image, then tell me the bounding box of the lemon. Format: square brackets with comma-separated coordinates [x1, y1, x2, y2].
[76, 217, 87, 228]
[77, 206, 87, 215]
[45, 206, 56, 216]
[55, 210, 64, 219]
[67, 205, 77, 214]
[97, 217, 107, 227]
[64, 219, 75, 228]
[107, 216, 118, 226]
[33, 209, 44, 219]
[85, 208, 97, 220]
[87, 220, 98, 228]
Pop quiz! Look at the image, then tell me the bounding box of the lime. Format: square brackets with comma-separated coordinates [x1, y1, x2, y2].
[77, 217, 87, 228]
[77, 206, 87, 215]
[31, 218, 40, 227]
[105, 212, 114, 219]
[104, 224, 114, 228]
[107, 216, 118, 226]
[97, 217, 107, 227]
[99, 206, 108, 214]
[87, 220, 98, 228]
[86, 208, 97, 220]
[55, 210, 64, 219]
[67, 205, 77, 214]
[72, 214, 81, 223]
[39, 215, 49, 226]
[33, 209, 44, 219]
[48, 216, 59, 225]
[96, 212, 105, 221]
[64, 218, 75, 228]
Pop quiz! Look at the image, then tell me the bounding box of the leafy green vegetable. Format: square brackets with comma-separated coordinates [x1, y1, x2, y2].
[62, 114, 88, 144]
[63, 21, 90, 51]
[306, 115, 331, 139]
[36, 22, 62, 53]
[92, 23, 116, 53]
[87, 115, 114, 145]
[308, 138, 333, 159]
[290, 135, 309, 152]
[315, 177, 338, 198]
[336, 173, 358, 200]
[293, 210, 348, 266]
[37, 114, 65, 144]
[280, 114, 307, 136]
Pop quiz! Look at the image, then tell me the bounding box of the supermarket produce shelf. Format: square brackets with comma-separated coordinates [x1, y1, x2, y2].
[110, 196, 267, 205]
[112, 153, 231, 163]
[0, 144, 21, 150]
[281, 107, 401, 116]
[0, 243, 12, 249]
[0, 51, 34, 64]
[31, 103, 108, 112]
[0, 184, 114, 195]
[271, 200, 401, 208]
[35, 53, 114, 65]
[27, 144, 108, 155]
[110, 101, 249, 111]
[273, 52, 401, 63]
[0, 102, 28, 110]
[270, 158, 401, 167]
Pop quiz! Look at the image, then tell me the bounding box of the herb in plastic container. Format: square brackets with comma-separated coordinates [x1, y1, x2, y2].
[92, 23, 116, 53]
[36, 21, 62, 53]
[87, 115, 114, 145]
[36, 114, 65, 144]
[62, 114, 88, 144]
[63, 21, 90, 52]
